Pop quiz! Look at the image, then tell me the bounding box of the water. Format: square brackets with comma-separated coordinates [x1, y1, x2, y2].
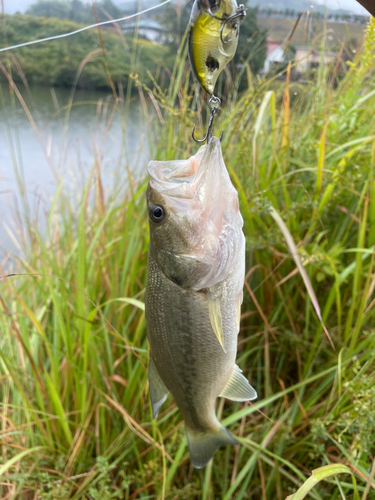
[0, 86, 150, 265]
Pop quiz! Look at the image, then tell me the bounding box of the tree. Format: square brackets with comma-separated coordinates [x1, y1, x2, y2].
[155, 0, 191, 48]
[27, 0, 72, 19]
[27, 0, 122, 23]
[234, 4, 267, 76]
[100, 0, 122, 20]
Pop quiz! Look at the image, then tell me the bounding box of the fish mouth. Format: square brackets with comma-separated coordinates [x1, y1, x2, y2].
[147, 137, 222, 202]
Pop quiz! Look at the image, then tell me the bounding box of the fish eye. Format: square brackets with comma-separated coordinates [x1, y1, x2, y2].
[149, 205, 165, 223]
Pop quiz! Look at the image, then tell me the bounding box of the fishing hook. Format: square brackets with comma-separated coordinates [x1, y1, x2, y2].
[207, 4, 246, 45]
[192, 95, 223, 144]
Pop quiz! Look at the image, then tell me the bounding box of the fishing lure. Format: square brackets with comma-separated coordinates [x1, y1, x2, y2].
[188, 0, 246, 97]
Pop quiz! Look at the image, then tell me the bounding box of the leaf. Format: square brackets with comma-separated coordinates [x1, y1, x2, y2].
[325, 136, 375, 160]
[316, 121, 330, 199]
[268, 205, 334, 349]
[0, 447, 45, 477]
[253, 91, 274, 141]
[102, 297, 145, 311]
[285, 464, 353, 500]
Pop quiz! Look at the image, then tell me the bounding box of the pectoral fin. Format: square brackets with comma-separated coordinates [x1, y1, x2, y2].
[207, 295, 226, 353]
[219, 365, 257, 402]
[148, 357, 169, 419]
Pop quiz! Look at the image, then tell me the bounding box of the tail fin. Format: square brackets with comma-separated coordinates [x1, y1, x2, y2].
[185, 424, 238, 469]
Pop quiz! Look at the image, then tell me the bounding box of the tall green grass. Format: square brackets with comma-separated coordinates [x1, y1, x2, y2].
[1, 15, 375, 500]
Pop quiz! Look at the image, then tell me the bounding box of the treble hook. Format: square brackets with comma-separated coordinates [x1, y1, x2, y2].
[192, 96, 223, 144]
[207, 4, 246, 45]
[221, 5, 246, 44]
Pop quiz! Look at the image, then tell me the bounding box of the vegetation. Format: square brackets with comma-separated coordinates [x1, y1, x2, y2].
[0, 1, 267, 90]
[0, 14, 171, 89]
[26, 0, 123, 24]
[1, 11, 375, 500]
[234, 4, 267, 75]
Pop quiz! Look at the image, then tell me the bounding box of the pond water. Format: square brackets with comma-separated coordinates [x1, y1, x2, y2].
[0, 85, 150, 265]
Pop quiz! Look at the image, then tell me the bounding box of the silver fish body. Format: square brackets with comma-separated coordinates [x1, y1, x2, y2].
[145, 137, 257, 468]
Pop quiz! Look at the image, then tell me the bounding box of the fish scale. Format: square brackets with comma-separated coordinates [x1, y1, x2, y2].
[146, 254, 233, 430]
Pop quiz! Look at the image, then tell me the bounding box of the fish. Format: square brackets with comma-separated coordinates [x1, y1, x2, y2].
[145, 137, 257, 469]
[188, 0, 246, 96]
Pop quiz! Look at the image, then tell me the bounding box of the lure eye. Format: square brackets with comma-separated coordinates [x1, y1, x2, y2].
[149, 205, 165, 223]
[201, 0, 220, 12]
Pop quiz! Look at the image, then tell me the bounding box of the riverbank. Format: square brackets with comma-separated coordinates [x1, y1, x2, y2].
[0, 14, 170, 89]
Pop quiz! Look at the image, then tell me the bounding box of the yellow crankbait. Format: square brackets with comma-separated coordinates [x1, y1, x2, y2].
[188, 0, 246, 96]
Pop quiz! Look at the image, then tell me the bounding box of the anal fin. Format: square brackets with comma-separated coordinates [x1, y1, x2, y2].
[148, 357, 169, 419]
[219, 365, 257, 402]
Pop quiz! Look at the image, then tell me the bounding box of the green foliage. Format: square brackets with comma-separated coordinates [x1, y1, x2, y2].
[0, 6, 267, 91]
[234, 4, 267, 76]
[0, 15, 169, 89]
[155, 1, 191, 47]
[26, 0, 122, 24]
[1, 14, 375, 500]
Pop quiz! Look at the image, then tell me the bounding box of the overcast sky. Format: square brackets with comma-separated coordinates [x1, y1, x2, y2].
[2, 0, 370, 15]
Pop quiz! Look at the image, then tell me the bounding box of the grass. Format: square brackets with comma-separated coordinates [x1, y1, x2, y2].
[0, 12, 375, 500]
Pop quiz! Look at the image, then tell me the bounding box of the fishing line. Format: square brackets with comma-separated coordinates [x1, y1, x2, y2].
[0, 0, 172, 53]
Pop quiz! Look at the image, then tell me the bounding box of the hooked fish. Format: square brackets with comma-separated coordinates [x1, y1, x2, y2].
[188, 0, 246, 96]
[145, 137, 257, 468]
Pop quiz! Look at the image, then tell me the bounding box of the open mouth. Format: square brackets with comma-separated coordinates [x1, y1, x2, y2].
[147, 143, 211, 199]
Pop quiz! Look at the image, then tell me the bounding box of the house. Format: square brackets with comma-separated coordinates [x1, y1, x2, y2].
[294, 46, 339, 73]
[262, 37, 286, 73]
[262, 38, 342, 76]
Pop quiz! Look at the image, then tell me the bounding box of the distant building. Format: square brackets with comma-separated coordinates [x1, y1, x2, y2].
[262, 38, 342, 76]
[294, 46, 339, 73]
[262, 37, 286, 73]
